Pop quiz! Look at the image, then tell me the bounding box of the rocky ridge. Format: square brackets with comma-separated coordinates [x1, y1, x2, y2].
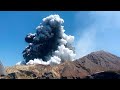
[1, 50, 120, 79]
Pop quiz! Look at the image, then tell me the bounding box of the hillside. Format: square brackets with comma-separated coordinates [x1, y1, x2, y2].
[1, 50, 120, 79]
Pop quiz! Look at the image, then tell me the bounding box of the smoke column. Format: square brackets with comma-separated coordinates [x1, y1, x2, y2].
[17, 14, 76, 65]
[0, 60, 6, 76]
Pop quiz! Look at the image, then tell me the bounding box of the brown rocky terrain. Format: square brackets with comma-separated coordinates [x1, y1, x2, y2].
[1, 50, 120, 79]
[84, 71, 120, 79]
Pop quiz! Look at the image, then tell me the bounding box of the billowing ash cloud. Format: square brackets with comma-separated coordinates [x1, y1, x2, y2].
[17, 14, 76, 65]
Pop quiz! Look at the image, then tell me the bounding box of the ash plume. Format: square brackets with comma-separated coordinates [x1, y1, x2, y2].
[0, 60, 6, 76]
[18, 14, 76, 65]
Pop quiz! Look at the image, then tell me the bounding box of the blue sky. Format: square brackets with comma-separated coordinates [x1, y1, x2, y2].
[0, 11, 120, 66]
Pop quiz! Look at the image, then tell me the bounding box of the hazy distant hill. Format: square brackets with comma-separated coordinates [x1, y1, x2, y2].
[1, 50, 120, 79]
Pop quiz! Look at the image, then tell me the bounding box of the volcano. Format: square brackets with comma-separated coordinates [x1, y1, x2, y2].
[1, 50, 120, 79]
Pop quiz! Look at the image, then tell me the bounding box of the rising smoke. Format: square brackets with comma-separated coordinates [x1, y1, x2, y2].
[17, 14, 76, 65]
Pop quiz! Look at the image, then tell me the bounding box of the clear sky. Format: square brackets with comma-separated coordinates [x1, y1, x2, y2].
[0, 11, 120, 66]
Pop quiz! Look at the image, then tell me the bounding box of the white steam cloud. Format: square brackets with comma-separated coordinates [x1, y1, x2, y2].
[75, 11, 120, 58]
